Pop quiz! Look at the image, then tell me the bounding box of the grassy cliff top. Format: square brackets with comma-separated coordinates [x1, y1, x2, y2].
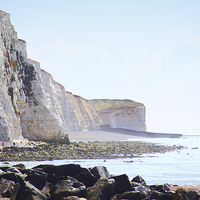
[89, 99, 144, 113]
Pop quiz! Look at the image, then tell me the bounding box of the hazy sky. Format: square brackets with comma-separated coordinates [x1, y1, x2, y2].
[1, 0, 200, 131]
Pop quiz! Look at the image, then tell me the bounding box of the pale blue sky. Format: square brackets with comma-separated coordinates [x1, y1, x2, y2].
[1, 1, 200, 131]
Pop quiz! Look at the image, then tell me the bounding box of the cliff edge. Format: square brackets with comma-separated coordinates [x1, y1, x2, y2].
[90, 99, 146, 131]
[0, 10, 101, 142]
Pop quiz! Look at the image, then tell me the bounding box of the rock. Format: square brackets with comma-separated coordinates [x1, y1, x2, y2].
[32, 164, 51, 171]
[175, 188, 188, 200]
[10, 182, 20, 200]
[87, 178, 115, 200]
[149, 183, 172, 194]
[16, 181, 51, 200]
[146, 190, 173, 200]
[111, 191, 143, 200]
[43, 164, 96, 187]
[0, 178, 15, 198]
[6, 167, 21, 174]
[131, 175, 146, 185]
[1, 163, 199, 200]
[61, 196, 87, 200]
[51, 180, 87, 200]
[172, 187, 200, 200]
[46, 174, 66, 185]
[170, 185, 200, 200]
[89, 166, 110, 180]
[29, 170, 47, 190]
[131, 182, 151, 198]
[111, 174, 133, 195]
[0, 169, 5, 175]
[43, 164, 81, 176]
[78, 167, 96, 188]
[0, 172, 25, 184]
[24, 195, 44, 200]
[12, 163, 26, 170]
[0, 10, 101, 143]
[164, 183, 171, 191]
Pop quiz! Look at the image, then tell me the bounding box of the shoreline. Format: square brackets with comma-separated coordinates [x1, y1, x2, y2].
[0, 140, 183, 162]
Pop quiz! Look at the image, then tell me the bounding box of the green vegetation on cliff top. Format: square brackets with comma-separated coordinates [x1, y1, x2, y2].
[90, 99, 143, 113]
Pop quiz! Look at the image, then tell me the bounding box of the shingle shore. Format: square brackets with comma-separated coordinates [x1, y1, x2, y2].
[0, 141, 183, 161]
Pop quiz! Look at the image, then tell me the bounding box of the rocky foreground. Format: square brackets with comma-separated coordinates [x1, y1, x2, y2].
[0, 141, 183, 161]
[0, 163, 199, 200]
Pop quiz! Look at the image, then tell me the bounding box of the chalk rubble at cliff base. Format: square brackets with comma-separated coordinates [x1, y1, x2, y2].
[0, 141, 183, 161]
[0, 163, 199, 200]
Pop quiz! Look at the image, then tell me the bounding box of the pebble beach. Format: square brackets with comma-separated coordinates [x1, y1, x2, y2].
[0, 139, 183, 162]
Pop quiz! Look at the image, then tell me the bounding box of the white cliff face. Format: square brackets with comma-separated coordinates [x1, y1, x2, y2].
[67, 92, 102, 131]
[98, 106, 146, 131]
[0, 11, 25, 141]
[91, 99, 146, 132]
[20, 63, 101, 141]
[0, 10, 101, 142]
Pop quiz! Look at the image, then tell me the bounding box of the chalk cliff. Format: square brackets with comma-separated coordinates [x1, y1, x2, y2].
[0, 10, 101, 142]
[91, 99, 146, 131]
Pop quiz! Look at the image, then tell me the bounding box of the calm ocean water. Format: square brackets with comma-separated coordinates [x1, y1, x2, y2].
[1, 130, 200, 186]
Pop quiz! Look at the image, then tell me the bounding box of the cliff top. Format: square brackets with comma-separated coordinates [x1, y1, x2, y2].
[90, 99, 144, 113]
[0, 10, 10, 15]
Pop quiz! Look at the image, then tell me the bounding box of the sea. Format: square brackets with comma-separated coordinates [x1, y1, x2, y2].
[1, 130, 200, 186]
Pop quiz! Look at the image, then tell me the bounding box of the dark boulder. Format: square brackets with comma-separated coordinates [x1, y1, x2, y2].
[146, 190, 174, 200]
[112, 174, 133, 195]
[43, 164, 81, 177]
[131, 175, 146, 185]
[89, 166, 110, 180]
[12, 163, 26, 170]
[0, 178, 15, 198]
[131, 182, 151, 198]
[16, 181, 51, 200]
[29, 170, 47, 190]
[32, 164, 54, 172]
[174, 188, 189, 200]
[42, 164, 96, 187]
[0, 167, 9, 172]
[47, 174, 72, 185]
[21, 168, 34, 176]
[0, 169, 5, 175]
[87, 178, 115, 200]
[111, 191, 143, 200]
[77, 167, 96, 187]
[61, 196, 87, 200]
[6, 167, 22, 174]
[150, 183, 171, 193]
[24, 195, 44, 200]
[51, 179, 87, 200]
[171, 186, 200, 200]
[0, 172, 25, 184]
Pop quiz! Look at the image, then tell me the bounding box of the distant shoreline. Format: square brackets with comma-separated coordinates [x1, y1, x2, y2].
[104, 128, 182, 138]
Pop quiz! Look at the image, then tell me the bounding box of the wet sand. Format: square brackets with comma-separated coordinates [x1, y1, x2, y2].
[67, 129, 182, 142]
[67, 130, 140, 142]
